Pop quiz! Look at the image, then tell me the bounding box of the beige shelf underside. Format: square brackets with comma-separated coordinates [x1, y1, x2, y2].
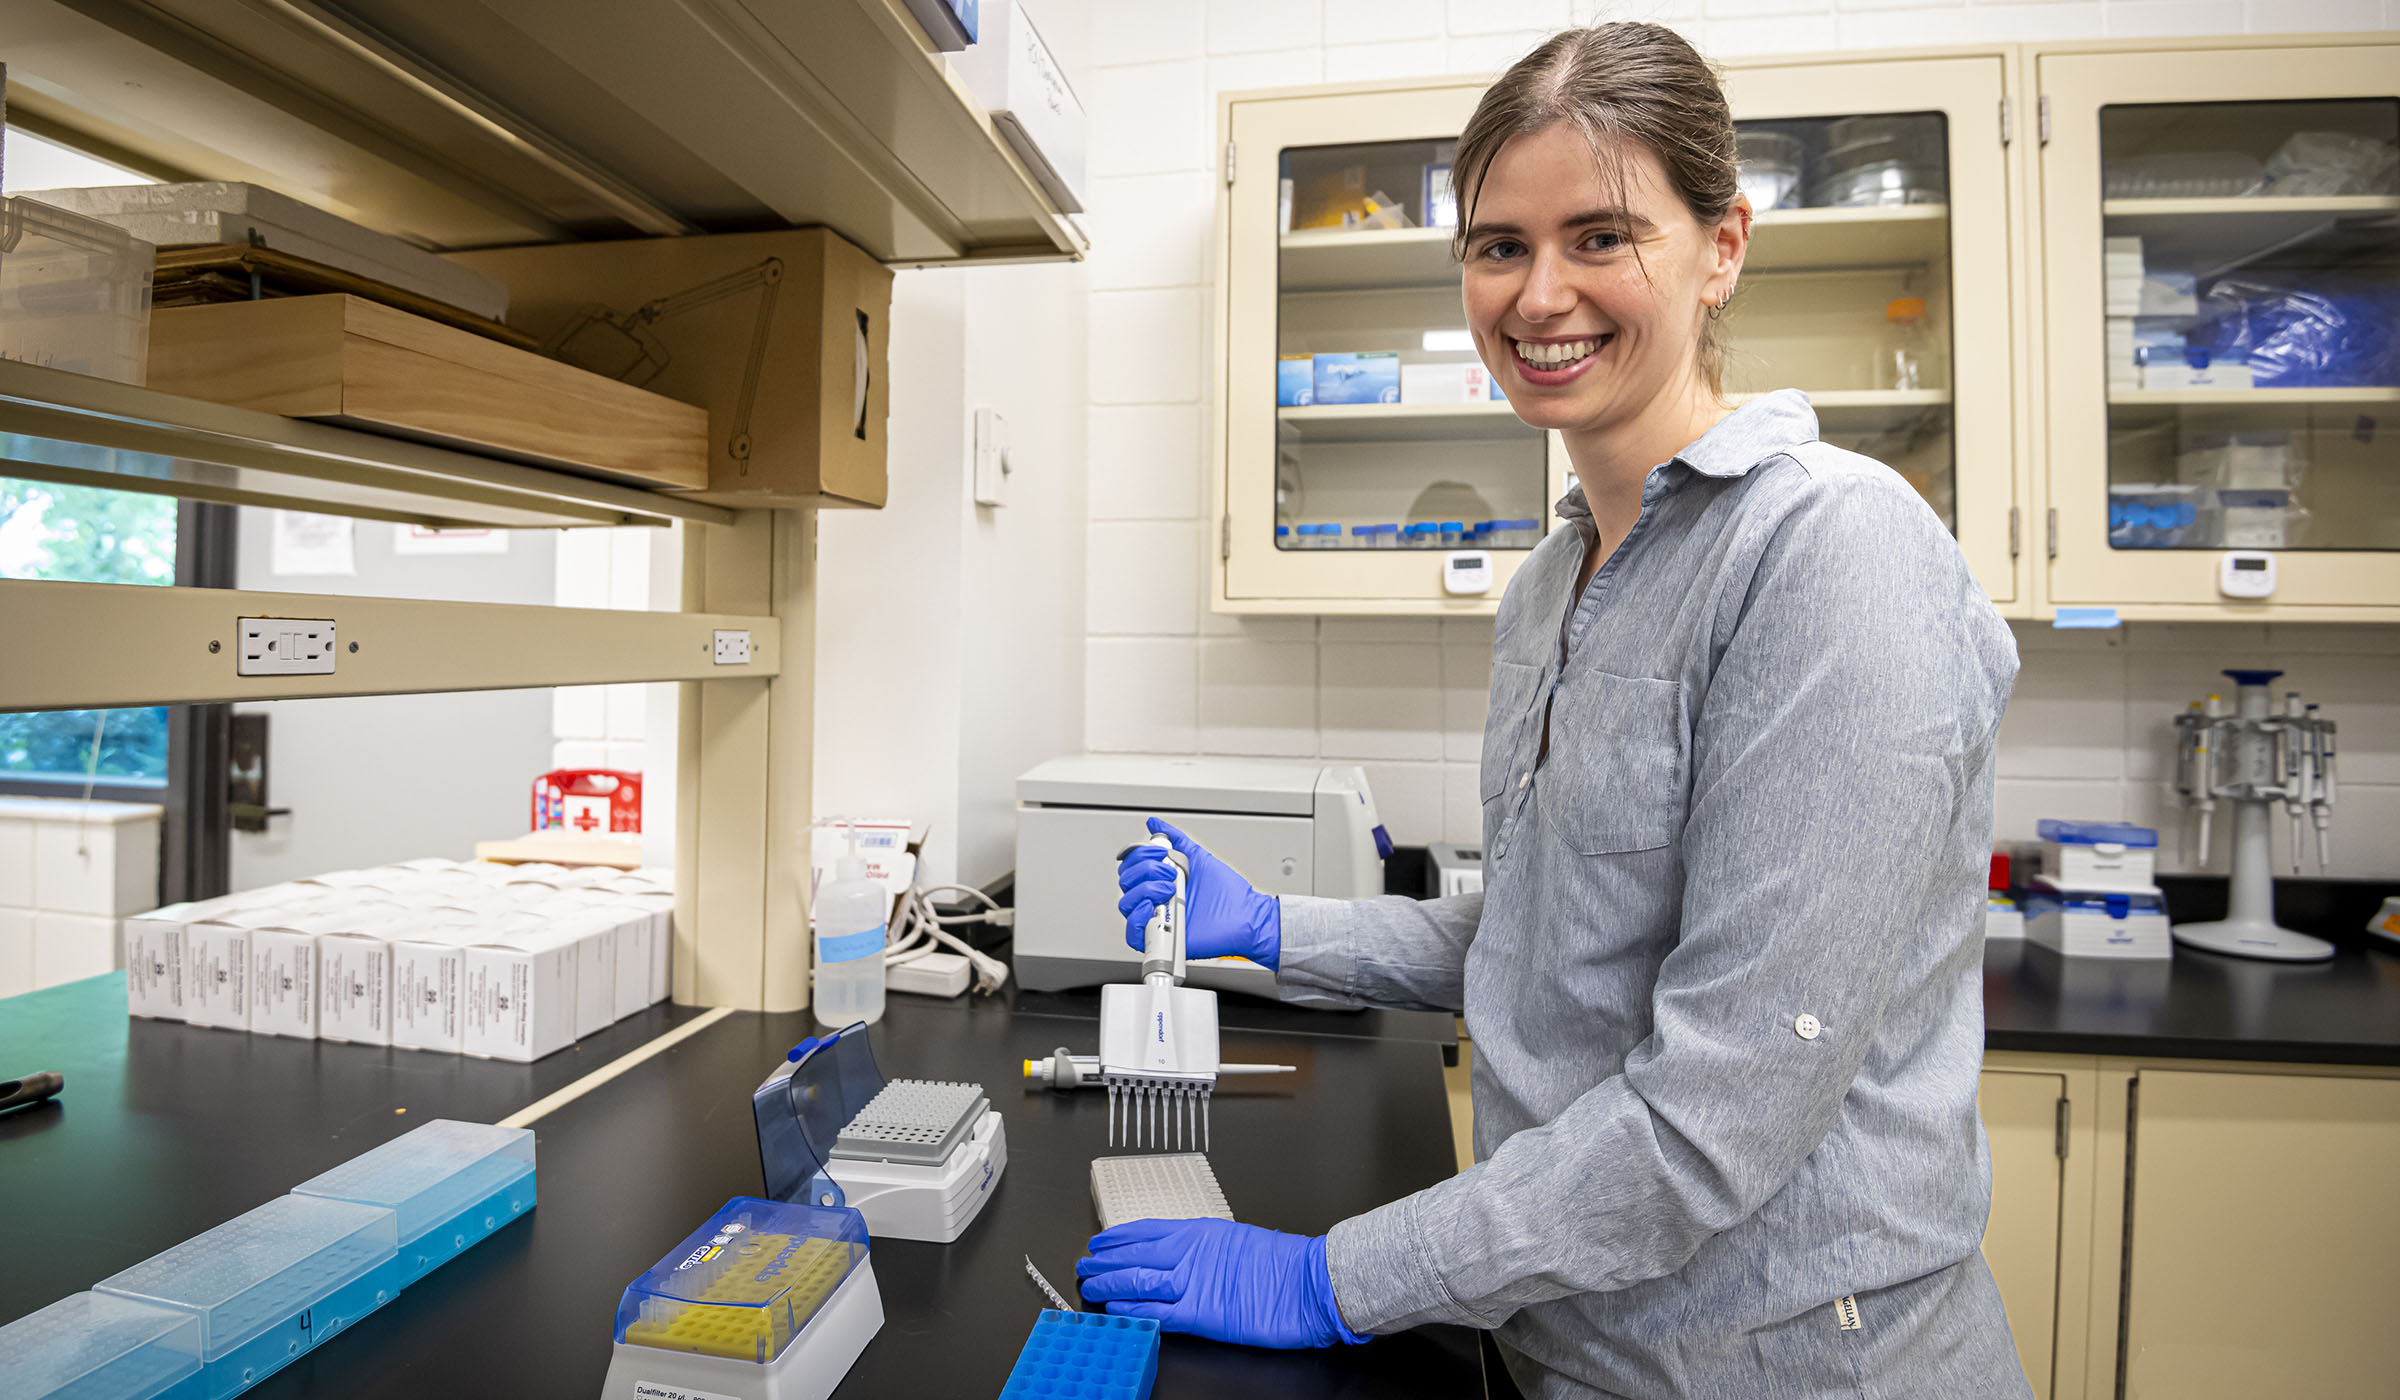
[1277, 205, 1949, 291]
[1278, 389, 1949, 442]
[2109, 387, 2400, 409]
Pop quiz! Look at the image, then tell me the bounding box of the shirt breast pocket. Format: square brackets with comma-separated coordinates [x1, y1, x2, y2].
[1479, 660, 1549, 805]
[1537, 670, 1686, 855]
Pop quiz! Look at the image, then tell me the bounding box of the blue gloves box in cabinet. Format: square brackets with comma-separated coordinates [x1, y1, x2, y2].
[0, 1119, 535, 1400]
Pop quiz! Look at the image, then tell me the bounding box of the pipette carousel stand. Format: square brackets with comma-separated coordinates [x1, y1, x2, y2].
[2170, 668, 2336, 962]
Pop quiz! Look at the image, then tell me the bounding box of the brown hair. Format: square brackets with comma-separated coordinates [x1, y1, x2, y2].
[1451, 23, 1740, 391]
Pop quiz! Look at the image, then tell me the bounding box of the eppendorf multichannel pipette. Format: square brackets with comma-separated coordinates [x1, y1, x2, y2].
[1097, 836, 1222, 1150]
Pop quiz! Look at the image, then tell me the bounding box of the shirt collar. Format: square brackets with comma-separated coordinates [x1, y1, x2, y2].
[1553, 389, 1820, 527]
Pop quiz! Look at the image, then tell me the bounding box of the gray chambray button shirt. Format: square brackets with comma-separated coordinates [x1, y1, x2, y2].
[1275, 391, 2030, 1399]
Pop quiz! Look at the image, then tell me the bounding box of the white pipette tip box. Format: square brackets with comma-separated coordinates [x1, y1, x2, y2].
[824, 1079, 1007, 1244]
[2025, 879, 2172, 960]
[93, 1194, 399, 1399]
[1090, 1153, 1233, 1231]
[288, 1119, 536, 1288]
[0, 1289, 205, 1400]
[599, 1197, 882, 1400]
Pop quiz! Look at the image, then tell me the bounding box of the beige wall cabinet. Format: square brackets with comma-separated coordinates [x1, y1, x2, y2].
[1212, 50, 2030, 615]
[2034, 37, 2400, 620]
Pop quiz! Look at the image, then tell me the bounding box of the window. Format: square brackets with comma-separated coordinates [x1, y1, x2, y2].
[0, 476, 176, 784]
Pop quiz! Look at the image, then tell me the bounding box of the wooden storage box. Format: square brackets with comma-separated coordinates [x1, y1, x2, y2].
[145, 294, 709, 490]
[449, 228, 892, 509]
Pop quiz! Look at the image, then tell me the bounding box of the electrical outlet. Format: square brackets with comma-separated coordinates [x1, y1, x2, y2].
[236, 617, 337, 676]
[713, 629, 752, 665]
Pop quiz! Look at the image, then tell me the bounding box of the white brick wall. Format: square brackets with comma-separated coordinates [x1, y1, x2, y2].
[1080, 0, 2400, 873]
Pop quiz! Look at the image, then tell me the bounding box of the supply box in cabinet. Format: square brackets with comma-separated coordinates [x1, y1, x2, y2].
[450, 227, 892, 508]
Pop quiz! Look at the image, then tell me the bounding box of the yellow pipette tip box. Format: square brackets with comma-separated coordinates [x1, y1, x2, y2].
[611, 1198, 870, 1365]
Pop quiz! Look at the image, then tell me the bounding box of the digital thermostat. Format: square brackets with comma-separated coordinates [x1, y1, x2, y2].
[1443, 550, 1492, 596]
[2218, 550, 2276, 599]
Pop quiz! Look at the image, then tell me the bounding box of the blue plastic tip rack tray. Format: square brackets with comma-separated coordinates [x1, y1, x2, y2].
[289, 1119, 536, 1286]
[93, 1194, 399, 1400]
[0, 1290, 206, 1400]
[1000, 1310, 1160, 1400]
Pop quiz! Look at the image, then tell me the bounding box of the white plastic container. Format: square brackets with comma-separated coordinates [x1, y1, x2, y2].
[2026, 880, 2172, 960]
[0, 195, 154, 384]
[814, 828, 887, 1028]
[2038, 819, 2158, 891]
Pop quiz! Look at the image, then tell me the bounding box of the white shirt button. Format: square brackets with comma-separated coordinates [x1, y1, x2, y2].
[1794, 1013, 1822, 1041]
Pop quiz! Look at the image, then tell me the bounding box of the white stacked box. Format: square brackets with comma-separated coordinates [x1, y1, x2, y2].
[2104, 236, 2144, 316]
[112, 858, 678, 1062]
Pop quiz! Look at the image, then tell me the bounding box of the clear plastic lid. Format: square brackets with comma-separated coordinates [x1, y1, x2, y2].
[2025, 883, 2167, 919]
[753, 1023, 886, 1205]
[0, 1290, 202, 1399]
[94, 1195, 397, 1358]
[2036, 819, 2159, 848]
[290, 1120, 534, 1246]
[612, 1197, 868, 1364]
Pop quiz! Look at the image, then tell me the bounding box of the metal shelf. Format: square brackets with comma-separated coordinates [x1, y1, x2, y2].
[0, 360, 732, 531]
[1275, 205, 1949, 291]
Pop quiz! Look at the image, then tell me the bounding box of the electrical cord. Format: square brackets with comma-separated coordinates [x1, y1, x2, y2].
[885, 881, 1011, 995]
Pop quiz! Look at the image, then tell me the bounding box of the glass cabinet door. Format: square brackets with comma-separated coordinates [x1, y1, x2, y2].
[1222, 85, 1568, 611]
[2041, 43, 2400, 612]
[1719, 54, 2023, 606]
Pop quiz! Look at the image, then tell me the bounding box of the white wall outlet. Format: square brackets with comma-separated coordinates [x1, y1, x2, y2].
[236, 617, 337, 676]
[973, 405, 1011, 507]
[713, 629, 752, 665]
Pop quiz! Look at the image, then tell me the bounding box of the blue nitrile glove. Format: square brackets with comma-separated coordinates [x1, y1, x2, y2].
[1075, 1217, 1367, 1349]
[1115, 818, 1281, 968]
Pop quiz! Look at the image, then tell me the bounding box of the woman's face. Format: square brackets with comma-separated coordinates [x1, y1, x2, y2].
[1460, 122, 1743, 437]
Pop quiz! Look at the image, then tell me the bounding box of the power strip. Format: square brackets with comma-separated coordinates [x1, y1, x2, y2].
[887, 952, 971, 999]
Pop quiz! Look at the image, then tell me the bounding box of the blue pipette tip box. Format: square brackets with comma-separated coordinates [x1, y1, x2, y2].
[93, 1194, 399, 1400]
[999, 1310, 1160, 1400]
[289, 1119, 536, 1287]
[0, 1290, 206, 1400]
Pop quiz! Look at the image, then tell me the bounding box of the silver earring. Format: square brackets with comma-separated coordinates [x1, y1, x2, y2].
[1717, 286, 1733, 309]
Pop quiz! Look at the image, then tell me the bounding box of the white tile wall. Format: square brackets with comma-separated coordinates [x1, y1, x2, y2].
[0, 909, 32, 998]
[1077, 1, 2400, 869]
[0, 800, 161, 994]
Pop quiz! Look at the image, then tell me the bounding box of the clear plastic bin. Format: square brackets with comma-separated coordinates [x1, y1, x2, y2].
[612, 1197, 869, 1364]
[94, 1195, 398, 1400]
[0, 1290, 204, 1400]
[0, 195, 155, 384]
[289, 1119, 536, 1287]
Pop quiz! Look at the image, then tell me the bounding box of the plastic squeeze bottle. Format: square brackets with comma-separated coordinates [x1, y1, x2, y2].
[813, 822, 887, 1027]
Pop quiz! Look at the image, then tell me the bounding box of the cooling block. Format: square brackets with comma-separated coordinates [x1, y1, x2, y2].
[999, 1310, 1160, 1400]
[0, 1290, 204, 1400]
[1089, 1153, 1232, 1231]
[94, 1195, 398, 1400]
[288, 1119, 536, 1286]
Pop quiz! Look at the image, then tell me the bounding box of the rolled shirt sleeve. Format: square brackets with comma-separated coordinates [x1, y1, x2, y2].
[1324, 468, 2014, 1334]
[1275, 890, 1483, 1014]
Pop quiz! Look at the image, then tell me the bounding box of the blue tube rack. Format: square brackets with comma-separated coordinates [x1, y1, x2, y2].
[290, 1119, 536, 1287]
[999, 1310, 1160, 1400]
[93, 1195, 400, 1400]
[0, 1290, 207, 1400]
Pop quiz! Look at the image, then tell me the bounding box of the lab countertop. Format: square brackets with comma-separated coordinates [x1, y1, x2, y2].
[0, 975, 1482, 1398]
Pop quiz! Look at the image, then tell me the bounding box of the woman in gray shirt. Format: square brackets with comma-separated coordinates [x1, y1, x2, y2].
[1080, 22, 2027, 1399]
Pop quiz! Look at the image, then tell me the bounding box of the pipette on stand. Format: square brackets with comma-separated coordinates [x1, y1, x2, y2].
[2283, 692, 2308, 873]
[2312, 709, 2336, 872]
[2193, 694, 2221, 859]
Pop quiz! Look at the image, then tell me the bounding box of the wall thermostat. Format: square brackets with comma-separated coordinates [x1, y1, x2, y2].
[2218, 550, 2276, 599]
[1443, 550, 1492, 596]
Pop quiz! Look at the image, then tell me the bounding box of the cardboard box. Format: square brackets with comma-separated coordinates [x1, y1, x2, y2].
[248, 925, 320, 1039]
[463, 931, 578, 1062]
[390, 926, 473, 1053]
[183, 918, 256, 1029]
[122, 905, 193, 1021]
[316, 926, 394, 1046]
[449, 229, 893, 509]
[552, 910, 618, 1039]
[1277, 356, 1314, 407]
[947, 0, 1086, 213]
[1314, 352, 1401, 406]
[1401, 361, 1499, 404]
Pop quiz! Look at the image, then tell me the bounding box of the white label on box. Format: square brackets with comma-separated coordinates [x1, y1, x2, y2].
[317, 933, 391, 1045]
[249, 928, 318, 1038]
[1400, 362, 1494, 405]
[183, 923, 251, 1028]
[631, 1382, 741, 1400]
[122, 916, 187, 1020]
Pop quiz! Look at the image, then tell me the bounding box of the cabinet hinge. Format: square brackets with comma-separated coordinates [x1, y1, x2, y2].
[1224, 140, 1237, 186]
[2055, 1096, 2071, 1159]
[2000, 96, 2013, 147]
[2037, 95, 2051, 147]
[2008, 506, 2021, 559]
[1220, 515, 1232, 561]
[2046, 507, 2059, 560]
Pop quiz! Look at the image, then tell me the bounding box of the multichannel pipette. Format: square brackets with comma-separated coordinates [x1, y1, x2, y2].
[1024, 1052, 1295, 1088]
[1097, 835, 1221, 1150]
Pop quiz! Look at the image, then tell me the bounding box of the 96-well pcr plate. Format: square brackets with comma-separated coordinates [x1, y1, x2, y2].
[1089, 1153, 1232, 1231]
